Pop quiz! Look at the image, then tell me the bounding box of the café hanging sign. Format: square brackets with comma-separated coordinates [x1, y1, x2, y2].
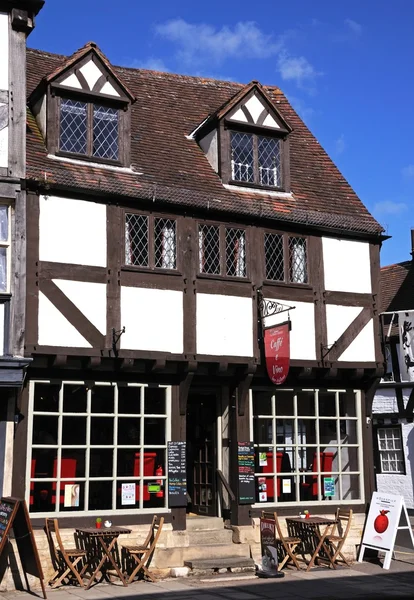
[264, 321, 290, 385]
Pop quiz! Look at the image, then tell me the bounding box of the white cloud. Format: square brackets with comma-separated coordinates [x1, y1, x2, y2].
[344, 19, 362, 36]
[374, 200, 408, 215]
[129, 58, 170, 72]
[277, 52, 321, 91]
[156, 19, 282, 65]
[335, 134, 346, 154]
[402, 164, 414, 178]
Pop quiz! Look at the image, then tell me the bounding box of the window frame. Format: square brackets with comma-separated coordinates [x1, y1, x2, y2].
[123, 209, 180, 273]
[0, 202, 11, 294]
[26, 380, 172, 517]
[375, 424, 405, 475]
[263, 229, 309, 286]
[197, 220, 250, 281]
[249, 388, 364, 507]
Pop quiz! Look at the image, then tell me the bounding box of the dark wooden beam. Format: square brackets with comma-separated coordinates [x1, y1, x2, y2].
[237, 364, 257, 417]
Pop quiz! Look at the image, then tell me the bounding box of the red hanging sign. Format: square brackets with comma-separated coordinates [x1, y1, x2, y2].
[264, 322, 290, 385]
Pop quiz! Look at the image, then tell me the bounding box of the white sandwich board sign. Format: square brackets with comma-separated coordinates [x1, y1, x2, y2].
[358, 491, 414, 569]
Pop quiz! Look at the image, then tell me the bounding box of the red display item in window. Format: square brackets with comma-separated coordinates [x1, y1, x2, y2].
[155, 465, 164, 498]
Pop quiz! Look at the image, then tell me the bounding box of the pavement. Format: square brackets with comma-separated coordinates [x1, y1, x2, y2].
[3, 551, 414, 600]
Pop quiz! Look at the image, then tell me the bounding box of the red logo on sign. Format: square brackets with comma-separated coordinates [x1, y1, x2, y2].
[264, 322, 290, 385]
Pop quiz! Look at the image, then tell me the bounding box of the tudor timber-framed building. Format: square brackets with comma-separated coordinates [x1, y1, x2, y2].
[6, 22, 387, 572]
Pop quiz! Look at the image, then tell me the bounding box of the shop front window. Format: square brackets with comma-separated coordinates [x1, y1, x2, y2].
[251, 389, 362, 505]
[28, 381, 171, 515]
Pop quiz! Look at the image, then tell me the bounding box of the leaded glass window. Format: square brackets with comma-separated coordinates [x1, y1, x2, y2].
[198, 224, 247, 277]
[265, 233, 308, 284]
[378, 427, 404, 474]
[60, 99, 87, 154]
[93, 105, 119, 160]
[230, 131, 282, 188]
[125, 213, 177, 270]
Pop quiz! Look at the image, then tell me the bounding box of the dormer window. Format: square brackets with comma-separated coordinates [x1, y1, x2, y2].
[60, 98, 119, 160]
[230, 132, 281, 187]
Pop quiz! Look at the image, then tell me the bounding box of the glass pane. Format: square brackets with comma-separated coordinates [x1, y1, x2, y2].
[275, 391, 294, 415]
[118, 386, 141, 414]
[63, 384, 87, 413]
[31, 448, 57, 478]
[297, 391, 315, 416]
[32, 415, 58, 445]
[319, 419, 338, 445]
[29, 481, 55, 513]
[265, 233, 284, 281]
[258, 137, 281, 187]
[93, 105, 119, 160]
[225, 228, 246, 277]
[90, 417, 114, 445]
[339, 391, 356, 417]
[90, 448, 113, 477]
[144, 418, 165, 445]
[318, 391, 336, 417]
[340, 420, 358, 444]
[231, 132, 254, 182]
[254, 418, 273, 444]
[118, 417, 141, 445]
[340, 447, 359, 472]
[62, 416, 87, 445]
[61, 449, 86, 478]
[321, 474, 339, 501]
[0, 247, 7, 291]
[91, 386, 114, 414]
[199, 224, 220, 275]
[125, 213, 149, 267]
[0, 206, 8, 241]
[89, 480, 113, 510]
[289, 237, 307, 283]
[341, 474, 360, 500]
[34, 383, 60, 412]
[301, 420, 316, 445]
[154, 218, 176, 269]
[117, 449, 140, 477]
[253, 392, 272, 416]
[276, 475, 296, 502]
[145, 387, 166, 414]
[143, 478, 167, 509]
[60, 98, 87, 154]
[276, 419, 294, 444]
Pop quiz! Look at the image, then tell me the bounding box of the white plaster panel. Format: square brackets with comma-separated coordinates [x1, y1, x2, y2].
[199, 129, 218, 172]
[100, 81, 120, 97]
[263, 299, 316, 360]
[376, 421, 414, 509]
[121, 287, 183, 353]
[326, 305, 362, 348]
[39, 195, 107, 267]
[338, 319, 375, 362]
[38, 291, 92, 347]
[53, 280, 107, 335]
[244, 95, 265, 123]
[229, 108, 247, 122]
[0, 118, 7, 168]
[0, 13, 9, 91]
[196, 294, 253, 357]
[262, 114, 279, 128]
[79, 60, 102, 90]
[60, 73, 82, 89]
[322, 237, 371, 293]
[372, 388, 399, 414]
[33, 94, 47, 139]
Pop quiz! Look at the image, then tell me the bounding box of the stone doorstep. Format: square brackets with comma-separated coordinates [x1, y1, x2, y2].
[184, 556, 256, 577]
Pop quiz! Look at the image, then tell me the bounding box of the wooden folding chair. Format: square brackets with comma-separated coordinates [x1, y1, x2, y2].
[325, 508, 353, 567]
[122, 515, 164, 583]
[44, 518, 88, 588]
[262, 511, 302, 571]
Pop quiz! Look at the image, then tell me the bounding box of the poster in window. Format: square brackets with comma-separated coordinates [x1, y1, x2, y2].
[264, 322, 290, 385]
[64, 484, 80, 507]
[121, 483, 136, 505]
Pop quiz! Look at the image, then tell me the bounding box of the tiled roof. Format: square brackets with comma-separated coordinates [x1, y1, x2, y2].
[26, 46, 384, 237]
[380, 260, 414, 313]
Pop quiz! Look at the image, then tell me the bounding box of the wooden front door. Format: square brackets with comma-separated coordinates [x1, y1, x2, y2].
[186, 393, 217, 516]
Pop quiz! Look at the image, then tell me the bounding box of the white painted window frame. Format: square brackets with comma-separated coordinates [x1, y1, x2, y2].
[249, 388, 364, 507]
[0, 202, 11, 293]
[27, 380, 172, 517]
[377, 426, 404, 474]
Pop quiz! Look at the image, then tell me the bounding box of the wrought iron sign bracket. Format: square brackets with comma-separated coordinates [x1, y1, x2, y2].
[257, 288, 296, 322]
[112, 326, 125, 357]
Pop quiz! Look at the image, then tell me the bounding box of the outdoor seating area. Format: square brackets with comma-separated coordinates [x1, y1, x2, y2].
[44, 516, 164, 589]
[261, 509, 353, 572]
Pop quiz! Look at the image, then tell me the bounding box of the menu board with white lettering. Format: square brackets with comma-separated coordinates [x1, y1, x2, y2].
[0, 498, 14, 552]
[167, 441, 187, 507]
[238, 442, 255, 504]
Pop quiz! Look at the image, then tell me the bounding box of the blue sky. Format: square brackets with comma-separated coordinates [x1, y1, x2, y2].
[30, 0, 414, 266]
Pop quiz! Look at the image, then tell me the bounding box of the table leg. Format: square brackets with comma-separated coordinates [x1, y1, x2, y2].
[306, 525, 332, 572]
[98, 536, 128, 586]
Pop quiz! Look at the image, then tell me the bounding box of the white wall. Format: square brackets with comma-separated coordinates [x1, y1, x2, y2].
[38, 291, 92, 347]
[264, 300, 315, 360]
[53, 280, 107, 335]
[199, 129, 218, 172]
[121, 287, 183, 353]
[196, 293, 253, 357]
[0, 13, 8, 169]
[323, 237, 371, 293]
[39, 195, 107, 267]
[372, 388, 400, 414]
[326, 305, 376, 362]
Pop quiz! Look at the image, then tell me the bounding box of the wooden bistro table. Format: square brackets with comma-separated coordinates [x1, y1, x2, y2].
[76, 526, 132, 589]
[286, 516, 336, 571]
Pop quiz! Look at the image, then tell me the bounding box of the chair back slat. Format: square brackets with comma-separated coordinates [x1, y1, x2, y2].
[45, 518, 61, 566]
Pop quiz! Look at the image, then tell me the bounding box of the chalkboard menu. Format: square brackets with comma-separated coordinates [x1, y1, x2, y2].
[0, 498, 14, 552]
[167, 441, 187, 507]
[238, 442, 255, 504]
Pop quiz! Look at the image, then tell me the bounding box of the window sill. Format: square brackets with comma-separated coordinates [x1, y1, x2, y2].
[121, 265, 182, 277]
[228, 179, 287, 193]
[56, 151, 123, 168]
[197, 273, 252, 284]
[263, 280, 312, 290]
